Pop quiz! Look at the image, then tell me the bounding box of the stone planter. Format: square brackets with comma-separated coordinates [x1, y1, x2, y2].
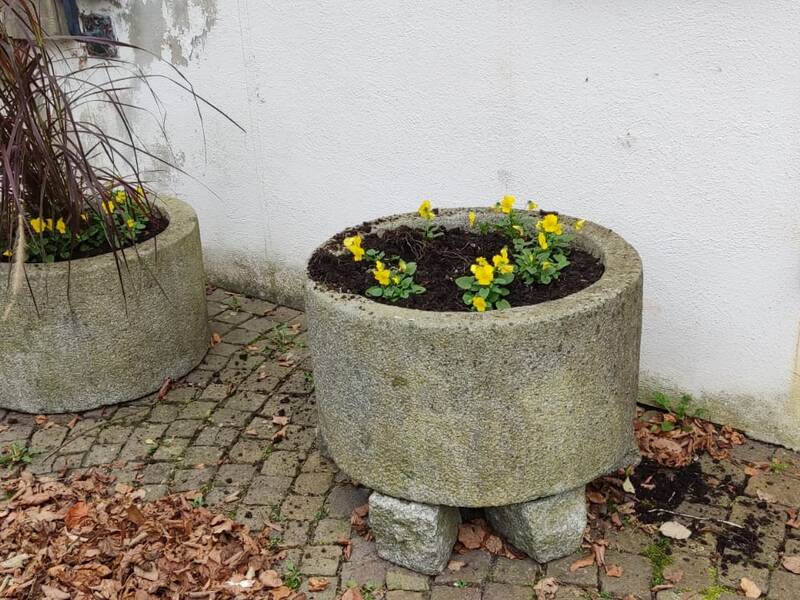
[306, 208, 643, 573]
[0, 197, 210, 414]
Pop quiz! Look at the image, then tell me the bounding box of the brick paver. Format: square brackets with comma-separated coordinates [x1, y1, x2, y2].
[1, 287, 799, 600]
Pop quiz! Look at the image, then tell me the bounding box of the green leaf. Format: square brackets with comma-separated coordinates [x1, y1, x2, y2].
[660, 421, 675, 432]
[478, 287, 490, 299]
[462, 292, 474, 304]
[404, 263, 417, 276]
[455, 276, 474, 290]
[365, 286, 383, 297]
[495, 299, 511, 310]
[412, 285, 426, 294]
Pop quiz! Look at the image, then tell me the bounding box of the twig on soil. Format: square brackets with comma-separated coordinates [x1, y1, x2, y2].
[646, 508, 744, 529]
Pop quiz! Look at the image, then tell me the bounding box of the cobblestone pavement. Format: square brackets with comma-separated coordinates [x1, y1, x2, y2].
[1, 288, 799, 599]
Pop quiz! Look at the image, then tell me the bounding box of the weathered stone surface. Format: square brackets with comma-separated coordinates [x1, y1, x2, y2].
[306, 209, 642, 507]
[369, 492, 460, 575]
[0, 197, 210, 413]
[487, 487, 586, 563]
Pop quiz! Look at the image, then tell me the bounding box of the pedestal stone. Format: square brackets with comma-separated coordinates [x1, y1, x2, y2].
[369, 493, 460, 575]
[486, 487, 587, 563]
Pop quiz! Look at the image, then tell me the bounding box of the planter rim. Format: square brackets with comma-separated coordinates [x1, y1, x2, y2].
[307, 207, 642, 326]
[1, 196, 192, 276]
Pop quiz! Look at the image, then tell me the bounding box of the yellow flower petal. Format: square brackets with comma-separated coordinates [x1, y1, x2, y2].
[538, 232, 548, 250]
[56, 218, 66, 235]
[468, 211, 476, 227]
[500, 195, 515, 214]
[472, 296, 487, 312]
[575, 219, 586, 231]
[418, 200, 435, 220]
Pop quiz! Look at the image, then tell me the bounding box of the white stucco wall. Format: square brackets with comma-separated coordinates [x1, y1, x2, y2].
[82, 1, 800, 448]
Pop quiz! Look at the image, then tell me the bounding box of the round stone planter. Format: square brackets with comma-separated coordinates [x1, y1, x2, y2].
[306, 208, 643, 572]
[0, 197, 210, 414]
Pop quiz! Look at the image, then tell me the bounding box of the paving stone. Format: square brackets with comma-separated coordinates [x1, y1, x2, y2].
[599, 550, 652, 599]
[148, 404, 181, 423]
[60, 421, 99, 453]
[731, 439, 775, 464]
[209, 408, 251, 428]
[491, 557, 540, 586]
[271, 520, 311, 547]
[773, 448, 800, 480]
[719, 560, 770, 596]
[292, 404, 318, 427]
[553, 587, 590, 600]
[178, 400, 217, 421]
[241, 373, 282, 393]
[197, 352, 230, 371]
[242, 475, 293, 505]
[279, 371, 315, 396]
[141, 485, 169, 501]
[162, 386, 198, 403]
[30, 426, 68, 451]
[769, 569, 800, 600]
[235, 505, 275, 532]
[239, 315, 280, 334]
[545, 551, 596, 587]
[386, 592, 426, 600]
[168, 419, 204, 438]
[0, 423, 34, 444]
[430, 587, 482, 600]
[230, 439, 269, 464]
[435, 551, 492, 585]
[302, 451, 337, 473]
[261, 451, 304, 478]
[83, 444, 121, 466]
[237, 297, 276, 315]
[387, 566, 431, 591]
[325, 485, 371, 518]
[204, 486, 242, 508]
[52, 453, 84, 472]
[98, 425, 136, 445]
[661, 551, 715, 593]
[339, 536, 389, 588]
[606, 525, 656, 556]
[195, 426, 240, 447]
[152, 438, 190, 461]
[699, 454, 748, 491]
[300, 545, 342, 576]
[274, 425, 316, 452]
[294, 472, 334, 496]
[201, 384, 231, 402]
[728, 496, 787, 543]
[744, 471, 800, 506]
[140, 463, 175, 485]
[282, 494, 326, 521]
[171, 467, 215, 493]
[184, 370, 214, 386]
[214, 309, 252, 325]
[225, 391, 269, 413]
[481, 583, 532, 600]
[207, 342, 240, 358]
[313, 518, 351, 545]
[183, 445, 225, 466]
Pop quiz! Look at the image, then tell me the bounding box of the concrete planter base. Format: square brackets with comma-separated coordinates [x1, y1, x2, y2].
[0, 197, 210, 413]
[307, 208, 643, 571]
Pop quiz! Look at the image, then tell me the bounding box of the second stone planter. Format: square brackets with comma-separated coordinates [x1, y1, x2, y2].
[306, 209, 643, 573]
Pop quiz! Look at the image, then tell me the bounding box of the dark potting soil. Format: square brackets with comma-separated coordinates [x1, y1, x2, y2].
[0, 213, 168, 264]
[307, 225, 604, 311]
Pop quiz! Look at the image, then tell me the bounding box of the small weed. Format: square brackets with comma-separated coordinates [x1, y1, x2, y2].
[699, 569, 730, 600]
[191, 482, 213, 508]
[770, 458, 790, 473]
[652, 391, 707, 431]
[227, 295, 242, 313]
[361, 584, 377, 600]
[644, 537, 672, 586]
[0, 443, 36, 468]
[283, 560, 301, 590]
[262, 444, 274, 459]
[598, 593, 613, 600]
[226, 510, 237, 519]
[267, 324, 296, 354]
[313, 508, 328, 522]
[453, 580, 468, 589]
[269, 536, 282, 550]
[303, 371, 314, 385]
[270, 505, 284, 522]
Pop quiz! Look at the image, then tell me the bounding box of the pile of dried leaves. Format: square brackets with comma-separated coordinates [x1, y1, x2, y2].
[635, 407, 744, 468]
[0, 470, 305, 599]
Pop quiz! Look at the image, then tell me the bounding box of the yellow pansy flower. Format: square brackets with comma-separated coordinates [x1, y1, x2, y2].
[30, 218, 46, 234]
[538, 232, 548, 250]
[373, 260, 391, 286]
[472, 296, 487, 312]
[575, 219, 586, 231]
[468, 211, 476, 227]
[115, 189, 127, 203]
[512, 225, 525, 237]
[392, 275, 401, 285]
[127, 218, 136, 230]
[136, 186, 145, 197]
[470, 257, 494, 286]
[102, 199, 115, 214]
[55, 218, 66, 234]
[45, 218, 53, 231]
[499, 195, 515, 214]
[398, 259, 407, 272]
[492, 247, 514, 274]
[3, 249, 12, 257]
[540, 213, 562, 235]
[542, 260, 552, 270]
[418, 200, 435, 220]
[343, 234, 365, 261]
[80, 212, 89, 222]
[527, 201, 538, 211]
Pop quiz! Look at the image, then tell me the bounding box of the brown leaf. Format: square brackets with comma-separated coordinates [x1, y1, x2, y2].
[272, 415, 290, 427]
[210, 332, 222, 346]
[133, 562, 159, 582]
[260, 570, 283, 588]
[64, 501, 90, 529]
[782, 556, 800, 574]
[457, 522, 486, 550]
[740, 577, 762, 598]
[308, 577, 329, 591]
[272, 425, 289, 443]
[271, 586, 294, 600]
[586, 491, 606, 504]
[663, 566, 684, 583]
[533, 576, 558, 600]
[605, 564, 623, 577]
[157, 378, 173, 400]
[340, 589, 364, 600]
[126, 504, 146, 526]
[41, 585, 71, 599]
[569, 555, 595, 572]
[447, 560, 466, 571]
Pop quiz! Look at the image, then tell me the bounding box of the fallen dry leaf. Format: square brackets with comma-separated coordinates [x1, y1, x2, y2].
[210, 332, 222, 346]
[533, 576, 558, 600]
[340, 588, 364, 600]
[270, 586, 294, 600]
[569, 555, 595, 572]
[782, 555, 800, 574]
[605, 564, 623, 577]
[457, 522, 485, 550]
[659, 521, 691, 540]
[260, 570, 283, 588]
[447, 560, 466, 571]
[663, 565, 684, 583]
[64, 501, 90, 529]
[740, 577, 761, 598]
[157, 378, 173, 400]
[272, 415, 290, 427]
[308, 577, 329, 591]
[756, 489, 777, 504]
